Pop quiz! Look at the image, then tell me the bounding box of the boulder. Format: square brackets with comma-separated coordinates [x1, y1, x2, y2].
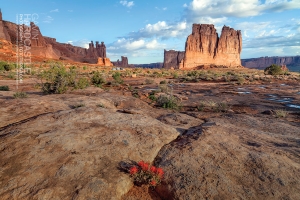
[0, 108, 179, 199]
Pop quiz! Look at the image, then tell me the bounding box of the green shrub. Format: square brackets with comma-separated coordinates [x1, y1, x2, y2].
[160, 80, 167, 84]
[71, 103, 85, 109]
[0, 85, 9, 91]
[91, 71, 106, 86]
[13, 91, 28, 98]
[145, 78, 155, 85]
[148, 94, 157, 101]
[0, 61, 13, 71]
[157, 95, 180, 110]
[264, 64, 283, 75]
[112, 72, 123, 84]
[76, 77, 90, 89]
[40, 65, 76, 94]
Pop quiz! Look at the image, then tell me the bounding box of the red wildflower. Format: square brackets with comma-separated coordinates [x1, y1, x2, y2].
[138, 160, 149, 171]
[156, 168, 164, 177]
[150, 180, 157, 186]
[142, 162, 149, 171]
[138, 160, 145, 167]
[150, 166, 156, 173]
[129, 166, 138, 175]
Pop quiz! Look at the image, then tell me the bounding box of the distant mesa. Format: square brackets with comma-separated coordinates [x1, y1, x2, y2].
[242, 56, 300, 70]
[163, 24, 242, 69]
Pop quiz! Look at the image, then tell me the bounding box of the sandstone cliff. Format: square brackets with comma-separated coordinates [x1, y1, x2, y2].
[163, 50, 185, 69]
[163, 24, 242, 69]
[0, 10, 111, 64]
[242, 56, 300, 69]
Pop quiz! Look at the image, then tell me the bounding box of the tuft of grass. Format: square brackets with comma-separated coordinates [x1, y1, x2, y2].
[145, 78, 155, 85]
[274, 109, 288, 118]
[197, 100, 230, 112]
[97, 103, 106, 108]
[13, 91, 28, 99]
[0, 85, 9, 91]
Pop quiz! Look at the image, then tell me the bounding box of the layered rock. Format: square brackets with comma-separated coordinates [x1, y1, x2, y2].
[163, 24, 242, 69]
[112, 56, 129, 67]
[242, 56, 300, 69]
[163, 50, 185, 69]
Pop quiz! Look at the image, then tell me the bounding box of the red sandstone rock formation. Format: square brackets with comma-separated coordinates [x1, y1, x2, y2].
[163, 24, 242, 69]
[0, 10, 112, 64]
[163, 50, 185, 69]
[112, 56, 129, 67]
[182, 24, 242, 69]
[242, 56, 300, 69]
[97, 57, 113, 66]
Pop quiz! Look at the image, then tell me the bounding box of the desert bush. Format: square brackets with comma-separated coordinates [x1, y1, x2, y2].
[0, 85, 9, 91]
[39, 65, 76, 94]
[0, 61, 13, 71]
[158, 84, 170, 93]
[75, 77, 90, 89]
[264, 64, 284, 75]
[112, 72, 123, 84]
[145, 78, 155, 85]
[173, 72, 179, 79]
[198, 100, 230, 112]
[157, 94, 181, 110]
[160, 80, 167, 84]
[91, 71, 106, 86]
[13, 91, 28, 98]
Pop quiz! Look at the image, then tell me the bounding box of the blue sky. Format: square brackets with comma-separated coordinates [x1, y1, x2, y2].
[1, 0, 300, 64]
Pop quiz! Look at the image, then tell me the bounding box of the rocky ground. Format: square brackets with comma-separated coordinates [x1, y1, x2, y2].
[0, 74, 300, 199]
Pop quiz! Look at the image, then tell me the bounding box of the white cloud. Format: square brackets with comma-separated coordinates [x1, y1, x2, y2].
[183, 3, 188, 8]
[50, 9, 59, 13]
[120, 1, 134, 8]
[184, 0, 300, 22]
[43, 16, 54, 23]
[128, 21, 188, 40]
[163, 7, 167, 11]
[72, 39, 89, 48]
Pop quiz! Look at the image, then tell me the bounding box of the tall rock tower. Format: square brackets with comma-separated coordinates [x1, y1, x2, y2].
[0, 9, 11, 41]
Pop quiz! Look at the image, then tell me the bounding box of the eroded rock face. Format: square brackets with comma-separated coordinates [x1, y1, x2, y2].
[112, 56, 129, 67]
[163, 24, 242, 69]
[183, 24, 242, 69]
[163, 50, 185, 69]
[0, 108, 179, 199]
[97, 57, 113, 66]
[0, 10, 111, 64]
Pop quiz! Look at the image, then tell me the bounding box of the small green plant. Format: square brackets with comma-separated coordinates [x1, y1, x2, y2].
[274, 109, 288, 118]
[145, 78, 155, 85]
[0, 85, 9, 91]
[75, 77, 90, 89]
[13, 91, 28, 98]
[157, 94, 181, 110]
[91, 71, 106, 87]
[264, 64, 284, 75]
[97, 103, 106, 108]
[0, 61, 13, 71]
[129, 160, 164, 187]
[173, 72, 179, 79]
[160, 80, 167, 84]
[112, 72, 123, 84]
[148, 94, 157, 101]
[83, 66, 87, 70]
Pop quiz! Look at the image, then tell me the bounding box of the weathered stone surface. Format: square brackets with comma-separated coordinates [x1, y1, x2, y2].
[112, 56, 129, 67]
[163, 24, 242, 69]
[155, 115, 300, 200]
[163, 50, 185, 69]
[0, 107, 179, 199]
[242, 56, 300, 69]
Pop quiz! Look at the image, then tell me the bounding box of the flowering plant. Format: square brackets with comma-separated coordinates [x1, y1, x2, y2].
[129, 160, 164, 187]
